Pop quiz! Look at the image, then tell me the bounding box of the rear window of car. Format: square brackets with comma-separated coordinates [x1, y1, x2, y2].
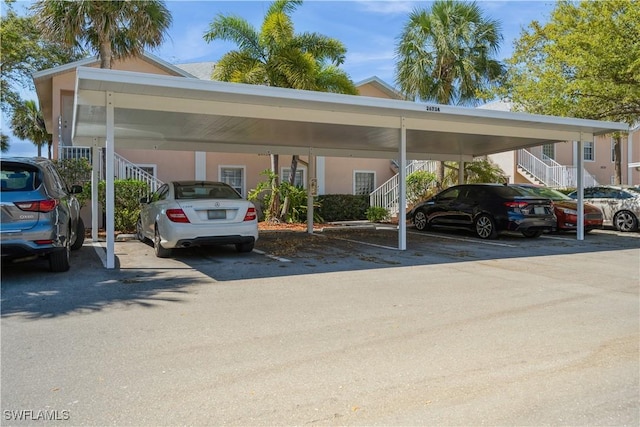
[175, 183, 241, 200]
[488, 185, 524, 198]
[0, 163, 41, 192]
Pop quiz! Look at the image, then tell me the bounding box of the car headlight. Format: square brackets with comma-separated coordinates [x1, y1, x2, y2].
[562, 208, 577, 215]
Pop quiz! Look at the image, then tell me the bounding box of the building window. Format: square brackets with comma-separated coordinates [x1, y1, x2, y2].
[281, 167, 305, 188]
[219, 166, 245, 196]
[542, 144, 555, 160]
[583, 141, 595, 161]
[354, 171, 375, 195]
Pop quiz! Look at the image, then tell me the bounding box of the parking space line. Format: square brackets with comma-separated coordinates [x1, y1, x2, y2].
[87, 241, 108, 267]
[407, 230, 517, 247]
[253, 249, 292, 263]
[325, 236, 398, 251]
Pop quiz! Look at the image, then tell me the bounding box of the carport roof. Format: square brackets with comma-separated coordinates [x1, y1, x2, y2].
[71, 67, 628, 160]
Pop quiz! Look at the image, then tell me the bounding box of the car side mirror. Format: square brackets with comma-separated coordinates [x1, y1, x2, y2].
[140, 197, 149, 204]
[70, 184, 83, 194]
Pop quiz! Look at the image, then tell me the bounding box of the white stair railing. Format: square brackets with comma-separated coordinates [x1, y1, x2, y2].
[517, 148, 598, 188]
[369, 160, 437, 215]
[58, 146, 163, 192]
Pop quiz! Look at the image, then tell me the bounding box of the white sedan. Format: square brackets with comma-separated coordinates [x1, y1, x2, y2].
[136, 181, 258, 257]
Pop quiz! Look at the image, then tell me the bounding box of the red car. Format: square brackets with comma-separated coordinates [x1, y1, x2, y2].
[511, 184, 603, 233]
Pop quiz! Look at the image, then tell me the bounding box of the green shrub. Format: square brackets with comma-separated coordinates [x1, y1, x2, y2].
[407, 170, 437, 205]
[366, 206, 390, 223]
[98, 179, 149, 233]
[53, 157, 92, 207]
[316, 194, 369, 222]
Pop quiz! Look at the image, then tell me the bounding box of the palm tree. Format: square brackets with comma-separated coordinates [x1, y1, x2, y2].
[203, 0, 357, 221]
[10, 100, 51, 158]
[31, 0, 172, 69]
[395, 0, 504, 187]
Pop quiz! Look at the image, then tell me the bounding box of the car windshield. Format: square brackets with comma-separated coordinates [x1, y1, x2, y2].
[515, 186, 570, 200]
[175, 182, 241, 200]
[0, 163, 41, 192]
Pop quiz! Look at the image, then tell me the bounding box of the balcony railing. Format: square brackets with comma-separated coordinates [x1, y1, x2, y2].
[517, 148, 598, 188]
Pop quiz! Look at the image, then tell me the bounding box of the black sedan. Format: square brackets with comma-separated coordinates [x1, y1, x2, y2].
[407, 184, 557, 239]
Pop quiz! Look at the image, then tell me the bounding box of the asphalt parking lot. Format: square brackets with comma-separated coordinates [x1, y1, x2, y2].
[2, 226, 639, 425]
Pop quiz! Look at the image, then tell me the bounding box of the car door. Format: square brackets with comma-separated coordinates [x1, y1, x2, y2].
[426, 187, 462, 226]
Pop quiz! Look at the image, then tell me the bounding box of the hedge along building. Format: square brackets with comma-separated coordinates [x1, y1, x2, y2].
[52, 66, 626, 268]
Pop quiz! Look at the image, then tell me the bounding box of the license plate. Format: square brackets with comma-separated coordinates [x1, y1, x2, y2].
[534, 206, 546, 215]
[207, 210, 226, 219]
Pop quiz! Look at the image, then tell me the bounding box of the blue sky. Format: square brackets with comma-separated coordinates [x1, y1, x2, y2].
[3, 0, 556, 157]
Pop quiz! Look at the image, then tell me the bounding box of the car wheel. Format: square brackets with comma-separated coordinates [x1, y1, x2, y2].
[70, 218, 85, 251]
[153, 226, 172, 258]
[49, 240, 70, 272]
[413, 209, 429, 231]
[235, 241, 255, 253]
[521, 229, 543, 238]
[475, 214, 498, 239]
[614, 211, 638, 232]
[136, 217, 146, 242]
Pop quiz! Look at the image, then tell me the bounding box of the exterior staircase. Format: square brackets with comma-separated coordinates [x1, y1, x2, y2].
[516, 148, 598, 188]
[59, 146, 164, 192]
[369, 160, 437, 216]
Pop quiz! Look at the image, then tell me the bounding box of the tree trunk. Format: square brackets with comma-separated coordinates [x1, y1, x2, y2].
[613, 134, 622, 185]
[267, 154, 280, 222]
[435, 161, 445, 191]
[279, 155, 299, 221]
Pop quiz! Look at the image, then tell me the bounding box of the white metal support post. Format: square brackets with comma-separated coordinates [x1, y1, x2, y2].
[307, 147, 315, 234]
[576, 136, 584, 241]
[105, 91, 116, 268]
[398, 118, 407, 250]
[91, 143, 100, 241]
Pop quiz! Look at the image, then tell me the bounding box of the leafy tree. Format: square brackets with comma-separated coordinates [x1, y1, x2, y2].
[203, 0, 357, 221]
[498, 0, 640, 184]
[444, 158, 508, 185]
[9, 99, 50, 158]
[395, 0, 504, 186]
[31, 0, 172, 70]
[1, 134, 8, 153]
[1, 0, 82, 151]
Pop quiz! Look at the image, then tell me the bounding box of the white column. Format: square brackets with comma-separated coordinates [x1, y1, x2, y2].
[398, 118, 407, 251]
[91, 144, 100, 241]
[576, 137, 584, 241]
[105, 92, 115, 268]
[307, 148, 315, 234]
[316, 156, 325, 195]
[195, 151, 206, 180]
[628, 131, 634, 186]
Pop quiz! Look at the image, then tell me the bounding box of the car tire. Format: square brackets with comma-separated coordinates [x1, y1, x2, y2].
[475, 214, 498, 239]
[70, 218, 85, 251]
[49, 241, 70, 272]
[235, 241, 254, 253]
[136, 217, 147, 242]
[613, 211, 638, 232]
[153, 226, 172, 258]
[413, 209, 429, 231]
[521, 229, 543, 238]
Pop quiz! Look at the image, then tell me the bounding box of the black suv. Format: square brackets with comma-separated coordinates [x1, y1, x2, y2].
[407, 183, 557, 239]
[1, 157, 85, 272]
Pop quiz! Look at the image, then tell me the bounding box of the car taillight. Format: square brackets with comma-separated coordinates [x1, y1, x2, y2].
[244, 207, 257, 221]
[504, 201, 529, 209]
[166, 208, 190, 223]
[14, 199, 58, 213]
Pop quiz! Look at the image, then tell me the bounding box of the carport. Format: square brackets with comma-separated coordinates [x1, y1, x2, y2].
[69, 67, 628, 268]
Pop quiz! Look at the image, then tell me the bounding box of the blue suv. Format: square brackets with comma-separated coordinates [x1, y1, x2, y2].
[1, 157, 85, 272]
